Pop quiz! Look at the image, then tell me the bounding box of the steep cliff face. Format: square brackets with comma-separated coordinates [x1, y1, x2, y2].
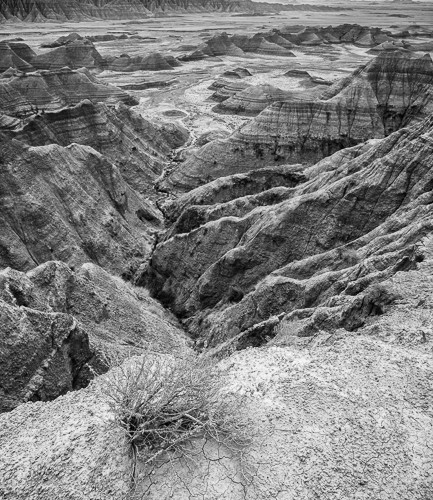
[0, 260, 187, 412]
[0, 41, 35, 72]
[144, 115, 433, 346]
[167, 51, 433, 190]
[0, 137, 160, 275]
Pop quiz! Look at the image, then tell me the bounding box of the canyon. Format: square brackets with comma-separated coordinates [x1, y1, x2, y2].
[0, 2, 432, 499]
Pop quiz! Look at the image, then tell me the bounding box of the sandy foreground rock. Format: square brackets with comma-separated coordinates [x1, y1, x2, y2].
[0, 317, 432, 499]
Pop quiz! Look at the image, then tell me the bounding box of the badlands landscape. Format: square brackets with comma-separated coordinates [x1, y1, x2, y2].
[1, 0, 433, 498]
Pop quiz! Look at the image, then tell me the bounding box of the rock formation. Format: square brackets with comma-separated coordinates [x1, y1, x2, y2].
[179, 24, 404, 63]
[1, 313, 432, 498]
[0, 0, 305, 22]
[1, 14, 433, 500]
[144, 115, 433, 347]
[104, 52, 180, 72]
[32, 39, 105, 71]
[0, 135, 159, 275]
[208, 79, 251, 101]
[0, 41, 35, 73]
[0, 67, 137, 118]
[221, 67, 252, 79]
[278, 24, 396, 46]
[41, 32, 83, 48]
[0, 260, 187, 412]
[6, 100, 188, 195]
[212, 84, 290, 116]
[167, 51, 433, 189]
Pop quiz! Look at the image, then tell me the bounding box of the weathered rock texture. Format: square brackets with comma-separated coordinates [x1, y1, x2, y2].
[167, 51, 433, 189]
[178, 25, 405, 62]
[105, 52, 180, 72]
[0, 286, 92, 413]
[144, 115, 433, 348]
[0, 260, 187, 412]
[0, 136, 159, 275]
[5, 99, 188, 196]
[0, 0, 338, 22]
[32, 39, 105, 71]
[221, 67, 252, 79]
[0, 67, 137, 118]
[209, 79, 251, 101]
[212, 84, 289, 116]
[0, 41, 35, 73]
[1, 321, 432, 498]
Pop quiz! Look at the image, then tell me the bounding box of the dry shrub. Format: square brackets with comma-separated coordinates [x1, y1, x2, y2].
[101, 351, 255, 492]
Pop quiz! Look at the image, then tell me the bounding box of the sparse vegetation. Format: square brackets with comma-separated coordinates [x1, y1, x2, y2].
[101, 351, 255, 493]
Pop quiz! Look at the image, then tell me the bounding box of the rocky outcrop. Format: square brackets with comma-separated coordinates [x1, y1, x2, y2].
[209, 79, 251, 101]
[229, 33, 296, 57]
[167, 51, 433, 189]
[0, 299, 92, 414]
[179, 25, 404, 63]
[4, 100, 188, 196]
[32, 39, 105, 71]
[144, 116, 433, 347]
[40, 32, 83, 48]
[221, 67, 252, 79]
[105, 52, 180, 72]
[1, 321, 432, 498]
[0, 41, 35, 73]
[212, 84, 289, 116]
[0, 260, 187, 412]
[321, 50, 433, 134]
[0, 136, 160, 275]
[0, 67, 137, 118]
[278, 24, 396, 47]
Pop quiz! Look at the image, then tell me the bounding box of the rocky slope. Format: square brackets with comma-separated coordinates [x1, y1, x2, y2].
[144, 115, 433, 347]
[6, 99, 188, 196]
[105, 52, 180, 72]
[178, 25, 403, 62]
[0, 136, 159, 275]
[0, 260, 187, 412]
[166, 51, 433, 190]
[0, 41, 35, 72]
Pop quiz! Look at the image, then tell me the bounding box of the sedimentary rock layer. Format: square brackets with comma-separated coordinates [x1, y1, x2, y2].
[32, 39, 105, 71]
[167, 51, 433, 189]
[0, 41, 35, 72]
[0, 137, 160, 275]
[0, 0, 256, 21]
[0, 260, 187, 412]
[6, 100, 188, 195]
[212, 84, 290, 116]
[105, 52, 180, 72]
[0, 67, 137, 118]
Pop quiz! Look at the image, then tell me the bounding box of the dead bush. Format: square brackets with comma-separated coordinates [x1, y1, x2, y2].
[101, 351, 255, 493]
